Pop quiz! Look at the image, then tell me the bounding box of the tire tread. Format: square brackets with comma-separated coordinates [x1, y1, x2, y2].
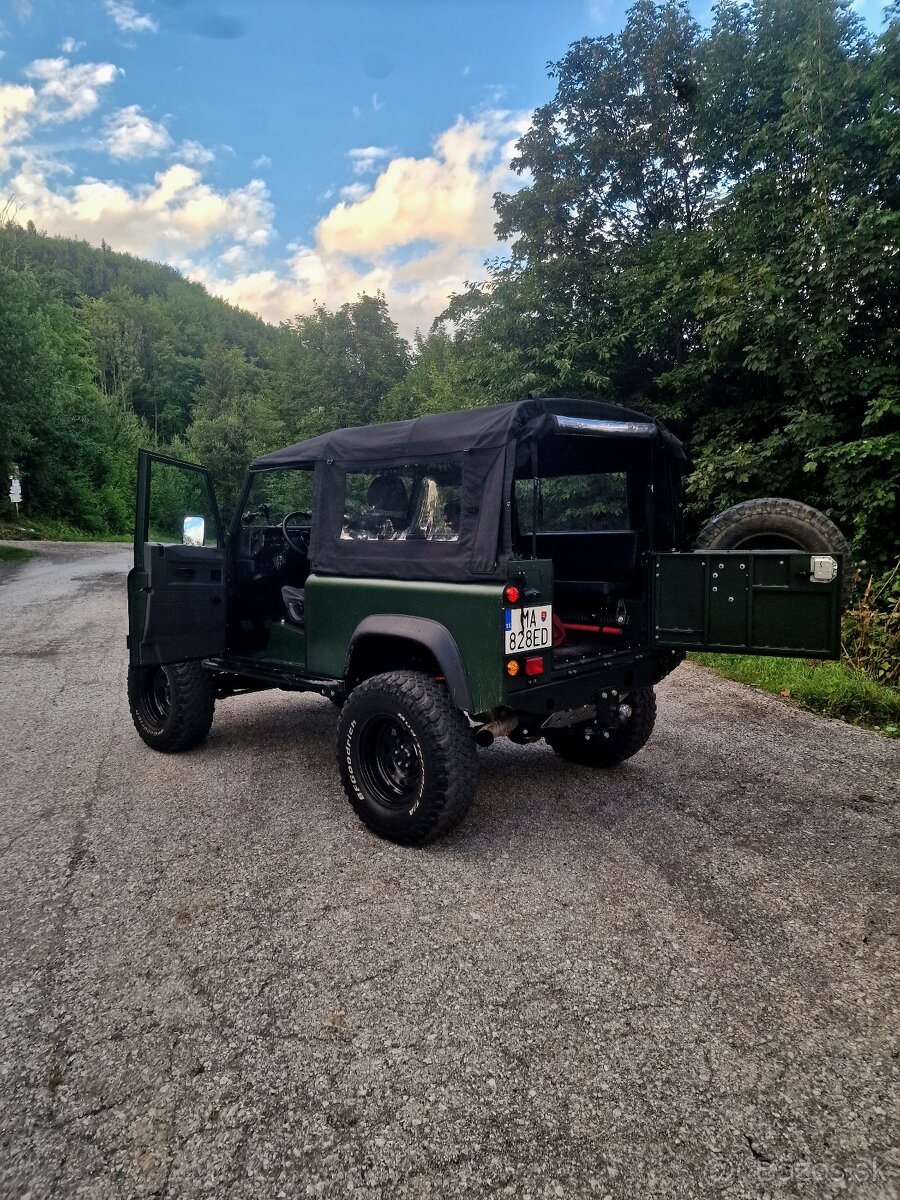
[694, 497, 853, 604]
[128, 661, 216, 753]
[337, 670, 476, 845]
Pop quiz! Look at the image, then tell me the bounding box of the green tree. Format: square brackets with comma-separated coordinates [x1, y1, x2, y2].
[182, 343, 282, 521]
[274, 294, 410, 439]
[442, 0, 899, 570]
[0, 265, 143, 532]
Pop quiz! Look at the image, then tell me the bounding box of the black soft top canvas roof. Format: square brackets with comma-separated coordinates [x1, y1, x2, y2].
[253, 397, 684, 583]
[251, 397, 684, 469]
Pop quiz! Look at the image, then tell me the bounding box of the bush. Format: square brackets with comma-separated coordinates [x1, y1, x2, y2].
[841, 563, 900, 687]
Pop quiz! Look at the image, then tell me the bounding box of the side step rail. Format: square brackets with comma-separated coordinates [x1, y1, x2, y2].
[203, 656, 344, 702]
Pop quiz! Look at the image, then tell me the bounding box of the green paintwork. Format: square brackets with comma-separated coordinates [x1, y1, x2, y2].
[263, 620, 307, 667]
[652, 551, 841, 657]
[305, 574, 513, 713]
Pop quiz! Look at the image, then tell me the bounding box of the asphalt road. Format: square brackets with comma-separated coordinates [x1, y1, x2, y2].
[0, 542, 897, 1200]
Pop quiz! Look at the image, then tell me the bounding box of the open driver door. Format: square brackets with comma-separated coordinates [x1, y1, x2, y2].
[127, 450, 227, 666]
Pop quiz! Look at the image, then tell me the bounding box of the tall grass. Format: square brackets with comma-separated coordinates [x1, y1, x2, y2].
[692, 653, 900, 736]
[0, 516, 131, 542]
[842, 563, 900, 687]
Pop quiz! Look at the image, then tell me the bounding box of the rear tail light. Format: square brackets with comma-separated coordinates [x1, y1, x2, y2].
[525, 656, 544, 676]
[503, 584, 521, 604]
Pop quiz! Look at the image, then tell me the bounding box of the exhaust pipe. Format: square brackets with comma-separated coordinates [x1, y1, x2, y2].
[475, 713, 519, 748]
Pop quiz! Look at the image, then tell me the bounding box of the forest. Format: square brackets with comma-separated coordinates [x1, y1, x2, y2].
[1, 0, 897, 586]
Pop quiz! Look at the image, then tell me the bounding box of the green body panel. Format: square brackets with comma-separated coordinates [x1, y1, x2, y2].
[263, 620, 307, 667]
[304, 574, 510, 713]
[652, 552, 841, 657]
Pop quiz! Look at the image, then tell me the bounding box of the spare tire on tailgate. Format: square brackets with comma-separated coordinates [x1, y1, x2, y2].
[694, 497, 854, 606]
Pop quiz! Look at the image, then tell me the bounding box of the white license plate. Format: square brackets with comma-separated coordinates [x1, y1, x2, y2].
[504, 604, 553, 654]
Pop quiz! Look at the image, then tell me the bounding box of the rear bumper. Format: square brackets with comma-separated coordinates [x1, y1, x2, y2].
[505, 649, 683, 717]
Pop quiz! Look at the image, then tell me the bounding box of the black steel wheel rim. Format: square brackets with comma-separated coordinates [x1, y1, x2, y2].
[357, 715, 422, 809]
[142, 667, 171, 727]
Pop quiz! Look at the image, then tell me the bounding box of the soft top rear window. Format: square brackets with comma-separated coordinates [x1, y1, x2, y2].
[515, 472, 629, 533]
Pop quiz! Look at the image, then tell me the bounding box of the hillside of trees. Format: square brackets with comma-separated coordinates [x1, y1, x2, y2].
[1, 0, 897, 574]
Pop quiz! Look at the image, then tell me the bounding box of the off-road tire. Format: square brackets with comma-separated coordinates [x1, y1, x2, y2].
[546, 686, 656, 768]
[337, 670, 476, 845]
[694, 497, 854, 606]
[127, 661, 216, 753]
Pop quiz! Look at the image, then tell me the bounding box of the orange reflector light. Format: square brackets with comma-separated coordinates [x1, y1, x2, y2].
[525, 656, 544, 677]
[506, 659, 520, 677]
[503, 584, 521, 604]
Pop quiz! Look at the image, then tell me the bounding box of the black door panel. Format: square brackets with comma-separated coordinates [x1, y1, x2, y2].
[139, 542, 226, 665]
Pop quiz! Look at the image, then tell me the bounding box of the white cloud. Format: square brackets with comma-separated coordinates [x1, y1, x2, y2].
[8, 159, 274, 260]
[25, 57, 120, 121]
[371, 91, 383, 112]
[104, 0, 158, 34]
[0, 56, 120, 169]
[1, 90, 528, 339]
[318, 112, 527, 258]
[339, 182, 370, 202]
[196, 110, 530, 337]
[348, 145, 392, 175]
[177, 139, 215, 166]
[0, 82, 37, 169]
[219, 243, 248, 267]
[252, 153, 271, 169]
[60, 37, 85, 54]
[104, 104, 171, 158]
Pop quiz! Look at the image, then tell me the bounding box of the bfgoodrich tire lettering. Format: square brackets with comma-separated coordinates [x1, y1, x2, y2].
[694, 497, 854, 606]
[546, 686, 656, 768]
[127, 661, 216, 753]
[337, 670, 476, 845]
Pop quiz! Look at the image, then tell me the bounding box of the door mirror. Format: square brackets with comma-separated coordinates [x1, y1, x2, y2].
[183, 515, 205, 546]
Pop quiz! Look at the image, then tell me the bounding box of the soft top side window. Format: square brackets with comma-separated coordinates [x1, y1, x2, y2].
[341, 462, 462, 543]
[242, 467, 313, 526]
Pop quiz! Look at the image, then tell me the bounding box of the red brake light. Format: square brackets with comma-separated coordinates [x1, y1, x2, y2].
[525, 656, 544, 677]
[503, 585, 521, 604]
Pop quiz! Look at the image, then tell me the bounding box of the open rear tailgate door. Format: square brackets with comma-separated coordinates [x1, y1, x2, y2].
[652, 551, 842, 658]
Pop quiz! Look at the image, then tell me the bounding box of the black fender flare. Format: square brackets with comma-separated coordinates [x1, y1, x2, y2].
[344, 615, 473, 712]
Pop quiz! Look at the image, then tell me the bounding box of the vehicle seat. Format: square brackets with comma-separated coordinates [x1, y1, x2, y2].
[281, 585, 305, 626]
[406, 476, 439, 539]
[368, 475, 408, 538]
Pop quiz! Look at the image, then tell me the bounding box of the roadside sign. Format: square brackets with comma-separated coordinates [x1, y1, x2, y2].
[9, 466, 22, 514]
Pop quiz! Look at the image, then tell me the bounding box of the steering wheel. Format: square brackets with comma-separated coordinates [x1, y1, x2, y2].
[281, 510, 311, 556]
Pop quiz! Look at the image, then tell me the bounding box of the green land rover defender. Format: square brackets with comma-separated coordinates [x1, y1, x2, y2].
[126, 397, 850, 844]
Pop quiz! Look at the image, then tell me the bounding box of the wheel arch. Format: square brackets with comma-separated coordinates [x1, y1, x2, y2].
[344, 616, 473, 712]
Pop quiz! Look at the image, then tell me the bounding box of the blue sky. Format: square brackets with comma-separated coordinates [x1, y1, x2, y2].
[0, 0, 890, 337]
